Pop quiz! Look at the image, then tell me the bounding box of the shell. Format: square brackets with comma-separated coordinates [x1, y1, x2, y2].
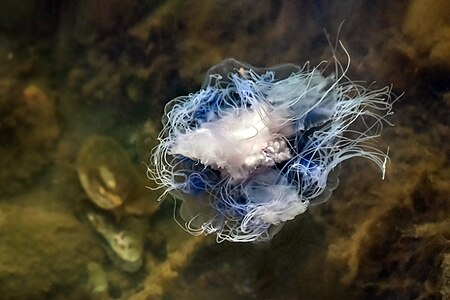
[77, 136, 141, 210]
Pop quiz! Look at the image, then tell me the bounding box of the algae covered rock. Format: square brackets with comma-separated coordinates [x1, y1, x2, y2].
[0, 203, 103, 299]
[402, 0, 450, 68]
[0, 81, 60, 196]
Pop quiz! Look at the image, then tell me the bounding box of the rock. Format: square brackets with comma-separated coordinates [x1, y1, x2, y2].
[0, 204, 103, 299]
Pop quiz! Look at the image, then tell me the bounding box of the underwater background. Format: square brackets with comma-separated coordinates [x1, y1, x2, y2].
[0, 0, 449, 299]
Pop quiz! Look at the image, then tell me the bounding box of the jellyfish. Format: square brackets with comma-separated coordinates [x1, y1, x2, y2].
[148, 49, 393, 242]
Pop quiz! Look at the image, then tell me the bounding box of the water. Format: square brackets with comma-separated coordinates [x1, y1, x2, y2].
[0, 1, 448, 299]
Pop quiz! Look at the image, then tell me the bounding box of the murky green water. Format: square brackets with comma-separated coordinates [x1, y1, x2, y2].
[0, 1, 448, 299]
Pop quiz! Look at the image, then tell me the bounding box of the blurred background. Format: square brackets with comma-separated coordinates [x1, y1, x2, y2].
[0, 0, 448, 299]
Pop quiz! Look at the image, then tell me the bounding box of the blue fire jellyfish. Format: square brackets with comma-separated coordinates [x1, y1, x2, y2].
[149, 52, 393, 242]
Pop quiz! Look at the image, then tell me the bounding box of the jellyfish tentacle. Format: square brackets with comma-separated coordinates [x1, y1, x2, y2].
[148, 48, 394, 242]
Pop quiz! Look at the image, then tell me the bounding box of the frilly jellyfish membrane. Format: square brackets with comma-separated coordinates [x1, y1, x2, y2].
[147, 43, 395, 242]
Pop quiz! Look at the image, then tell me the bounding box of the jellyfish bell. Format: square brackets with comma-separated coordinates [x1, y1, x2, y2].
[149, 55, 393, 242]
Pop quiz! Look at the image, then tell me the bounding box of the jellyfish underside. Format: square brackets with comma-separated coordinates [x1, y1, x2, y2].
[151, 58, 391, 242]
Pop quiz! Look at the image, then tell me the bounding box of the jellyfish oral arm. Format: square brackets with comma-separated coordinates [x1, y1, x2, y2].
[170, 102, 293, 179]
